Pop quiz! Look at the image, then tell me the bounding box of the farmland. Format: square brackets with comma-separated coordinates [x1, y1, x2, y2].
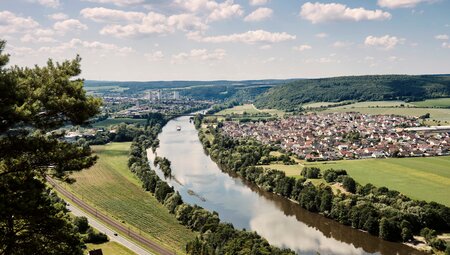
[321, 105, 450, 123]
[85, 242, 136, 255]
[216, 104, 285, 116]
[305, 156, 450, 206]
[411, 98, 450, 108]
[65, 142, 195, 254]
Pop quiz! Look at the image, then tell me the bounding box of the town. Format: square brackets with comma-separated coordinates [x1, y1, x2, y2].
[222, 112, 450, 161]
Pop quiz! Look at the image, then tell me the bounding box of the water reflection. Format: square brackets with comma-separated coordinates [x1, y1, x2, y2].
[147, 116, 424, 255]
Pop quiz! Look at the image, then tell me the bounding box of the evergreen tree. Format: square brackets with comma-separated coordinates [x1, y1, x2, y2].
[0, 40, 101, 255]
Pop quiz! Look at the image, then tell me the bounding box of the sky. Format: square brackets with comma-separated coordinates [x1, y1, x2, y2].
[0, 0, 449, 81]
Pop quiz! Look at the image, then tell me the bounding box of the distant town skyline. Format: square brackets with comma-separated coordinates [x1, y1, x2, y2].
[1, 0, 449, 81]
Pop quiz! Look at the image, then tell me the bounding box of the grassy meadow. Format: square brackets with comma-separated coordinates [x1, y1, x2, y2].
[411, 98, 450, 108]
[321, 105, 450, 123]
[85, 242, 136, 255]
[305, 156, 450, 206]
[65, 142, 195, 254]
[216, 104, 285, 116]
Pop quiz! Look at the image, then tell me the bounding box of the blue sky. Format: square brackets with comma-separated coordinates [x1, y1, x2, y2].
[1, 0, 449, 80]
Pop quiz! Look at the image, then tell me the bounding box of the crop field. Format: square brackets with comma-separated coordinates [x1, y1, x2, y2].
[260, 164, 302, 178]
[329, 101, 414, 108]
[92, 118, 148, 128]
[303, 102, 345, 108]
[411, 98, 450, 108]
[85, 242, 136, 255]
[304, 156, 450, 206]
[65, 142, 195, 254]
[322, 106, 450, 123]
[217, 104, 285, 116]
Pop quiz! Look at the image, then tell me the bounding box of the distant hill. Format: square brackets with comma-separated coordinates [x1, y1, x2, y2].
[254, 75, 450, 111]
[84, 79, 297, 100]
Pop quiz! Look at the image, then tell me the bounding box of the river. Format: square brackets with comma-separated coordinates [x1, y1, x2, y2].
[147, 115, 425, 255]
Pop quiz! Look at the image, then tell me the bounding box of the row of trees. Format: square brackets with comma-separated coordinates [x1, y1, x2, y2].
[126, 122, 295, 255]
[197, 121, 450, 252]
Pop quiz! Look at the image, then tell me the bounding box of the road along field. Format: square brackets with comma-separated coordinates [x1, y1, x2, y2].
[62, 142, 196, 254]
[304, 156, 450, 207]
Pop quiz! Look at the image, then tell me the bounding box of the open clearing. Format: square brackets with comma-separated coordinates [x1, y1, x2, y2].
[321, 106, 450, 123]
[66, 142, 195, 254]
[217, 104, 285, 116]
[85, 242, 136, 255]
[304, 156, 450, 206]
[411, 98, 450, 108]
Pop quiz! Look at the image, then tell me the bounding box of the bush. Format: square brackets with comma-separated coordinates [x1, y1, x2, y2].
[84, 228, 108, 244]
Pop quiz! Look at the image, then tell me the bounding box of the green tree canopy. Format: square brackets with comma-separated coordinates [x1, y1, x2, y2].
[0, 40, 101, 255]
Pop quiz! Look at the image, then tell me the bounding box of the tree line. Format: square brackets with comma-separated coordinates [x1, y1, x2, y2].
[197, 119, 450, 253]
[127, 122, 295, 255]
[254, 75, 450, 111]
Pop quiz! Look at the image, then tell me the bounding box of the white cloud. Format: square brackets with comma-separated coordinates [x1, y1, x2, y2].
[315, 33, 328, 38]
[145, 51, 164, 61]
[81, 0, 144, 7]
[48, 12, 68, 20]
[300, 2, 391, 24]
[293, 44, 312, 51]
[188, 30, 296, 44]
[0, 11, 39, 34]
[364, 35, 404, 50]
[100, 12, 207, 38]
[20, 34, 57, 43]
[208, 0, 244, 21]
[249, 0, 269, 6]
[388, 56, 403, 62]
[305, 57, 341, 64]
[53, 19, 88, 34]
[259, 44, 272, 50]
[378, 0, 435, 9]
[34, 0, 60, 8]
[5, 45, 36, 57]
[174, 0, 243, 22]
[435, 34, 449, 40]
[442, 42, 450, 49]
[172, 48, 226, 63]
[244, 7, 273, 22]
[80, 7, 145, 23]
[39, 38, 134, 56]
[332, 41, 353, 48]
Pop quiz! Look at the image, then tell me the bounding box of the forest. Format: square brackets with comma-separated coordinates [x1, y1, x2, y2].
[255, 75, 450, 111]
[197, 120, 450, 253]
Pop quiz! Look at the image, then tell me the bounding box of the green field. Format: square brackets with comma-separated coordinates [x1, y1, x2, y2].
[322, 106, 450, 123]
[304, 156, 450, 206]
[217, 104, 285, 116]
[411, 98, 450, 108]
[92, 118, 148, 128]
[303, 102, 346, 108]
[66, 142, 195, 254]
[329, 101, 414, 108]
[260, 164, 302, 178]
[85, 242, 136, 255]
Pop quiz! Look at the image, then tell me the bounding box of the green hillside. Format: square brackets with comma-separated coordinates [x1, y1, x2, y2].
[254, 75, 450, 111]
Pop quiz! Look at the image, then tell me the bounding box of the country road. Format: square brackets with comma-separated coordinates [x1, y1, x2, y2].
[47, 177, 176, 255]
